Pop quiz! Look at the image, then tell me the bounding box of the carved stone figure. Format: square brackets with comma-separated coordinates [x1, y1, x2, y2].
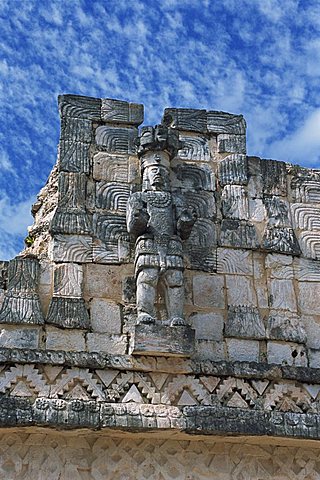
[127, 125, 196, 326]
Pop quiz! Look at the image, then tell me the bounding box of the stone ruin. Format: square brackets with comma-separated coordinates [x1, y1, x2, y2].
[0, 94, 320, 478]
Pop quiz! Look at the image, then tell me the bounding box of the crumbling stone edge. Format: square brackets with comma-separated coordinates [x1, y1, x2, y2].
[0, 398, 318, 440]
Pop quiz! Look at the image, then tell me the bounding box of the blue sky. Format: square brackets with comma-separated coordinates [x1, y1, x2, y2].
[0, 0, 320, 259]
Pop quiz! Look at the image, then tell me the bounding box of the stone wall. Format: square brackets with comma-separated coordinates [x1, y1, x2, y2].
[1, 429, 320, 479]
[0, 95, 320, 478]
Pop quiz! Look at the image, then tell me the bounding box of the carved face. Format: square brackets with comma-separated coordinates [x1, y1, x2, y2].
[145, 165, 170, 191]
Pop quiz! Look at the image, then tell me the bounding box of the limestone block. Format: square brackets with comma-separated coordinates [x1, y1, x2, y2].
[225, 306, 265, 339]
[294, 257, 320, 281]
[249, 198, 266, 222]
[95, 125, 138, 154]
[226, 275, 257, 307]
[131, 324, 194, 357]
[0, 261, 8, 290]
[297, 282, 320, 315]
[268, 279, 297, 312]
[163, 108, 207, 133]
[291, 170, 320, 203]
[265, 253, 293, 279]
[93, 152, 140, 184]
[207, 111, 246, 134]
[178, 134, 210, 161]
[262, 227, 301, 255]
[302, 315, 320, 349]
[49, 234, 93, 263]
[221, 185, 249, 220]
[58, 140, 91, 173]
[193, 274, 225, 309]
[87, 333, 127, 354]
[0, 326, 40, 349]
[218, 154, 248, 186]
[60, 116, 92, 143]
[58, 94, 101, 120]
[194, 339, 226, 361]
[84, 264, 133, 302]
[189, 312, 224, 340]
[261, 159, 287, 196]
[253, 253, 269, 308]
[53, 263, 83, 297]
[267, 341, 307, 367]
[46, 297, 90, 329]
[38, 261, 53, 314]
[95, 182, 130, 214]
[101, 98, 144, 125]
[46, 328, 86, 351]
[226, 338, 260, 362]
[90, 299, 122, 334]
[220, 220, 259, 249]
[308, 349, 320, 368]
[217, 134, 246, 154]
[266, 311, 306, 343]
[0, 257, 44, 325]
[172, 163, 215, 192]
[217, 248, 253, 275]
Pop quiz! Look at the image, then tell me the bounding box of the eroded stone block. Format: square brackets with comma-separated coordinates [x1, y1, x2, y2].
[297, 282, 320, 315]
[189, 312, 224, 340]
[101, 98, 144, 125]
[46, 297, 90, 329]
[178, 134, 210, 161]
[267, 341, 307, 366]
[217, 134, 246, 154]
[193, 274, 225, 308]
[0, 326, 40, 349]
[226, 275, 257, 307]
[226, 338, 260, 362]
[95, 126, 137, 154]
[220, 220, 259, 249]
[218, 154, 248, 186]
[266, 311, 306, 343]
[269, 279, 297, 312]
[163, 108, 207, 133]
[225, 306, 265, 339]
[131, 324, 195, 357]
[90, 299, 122, 334]
[207, 111, 246, 134]
[46, 328, 86, 351]
[58, 94, 101, 120]
[221, 185, 249, 220]
[87, 333, 127, 354]
[49, 235, 93, 263]
[217, 248, 253, 275]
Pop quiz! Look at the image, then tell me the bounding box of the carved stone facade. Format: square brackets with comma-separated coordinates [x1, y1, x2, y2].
[1, 95, 320, 478]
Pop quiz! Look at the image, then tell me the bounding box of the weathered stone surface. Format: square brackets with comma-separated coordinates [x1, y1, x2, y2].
[261, 159, 287, 195]
[220, 220, 259, 249]
[101, 98, 144, 125]
[0, 257, 44, 325]
[163, 108, 207, 133]
[193, 274, 225, 308]
[217, 134, 246, 154]
[49, 234, 93, 263]
[263, 227, 301, 255]
[291, 169, 320, 203]
[178, 134, 210, 161]
[226, 275, 257, 307]
[93, 152, 139, 184]
[267, 341, 307, 367]
[0, 261, 8, 290]
[90, 299, 122, 334]
[58, 139, 91, 173]
[95, 182, 130, 213]
[269, 279, 297, 312]
[207, 111, 246, 134]
[132, 324, 195, 357]
[266, 253, 294, 279]
[46, 327, 86, 351]
[190, 312, 224, 341]
[225, 306, 265, 339]
[50, 173, 92, 235]
[226, 338, 260, 362]
[217, 248, 253, 275]
[194, 339, 226, 360]
[95, 125, 137, 154]
[58, 94, 101, 120]
[218, 154, 248, 186]
[173, 163, 215, 191]
[0, 326, 40, 349]
[221, 185, 249, 220]
[87, 333, 127, 354]
[297, 282, 320, 314]
[267, 311, 306, 343]
[294, 257, 320, 281]
[46, 297, 90, 329]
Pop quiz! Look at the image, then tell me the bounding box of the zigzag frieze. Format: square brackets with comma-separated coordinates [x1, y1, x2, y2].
[0, 363, 319, 415]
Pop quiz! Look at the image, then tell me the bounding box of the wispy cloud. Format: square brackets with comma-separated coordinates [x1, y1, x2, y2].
[0, 0, 319, 258]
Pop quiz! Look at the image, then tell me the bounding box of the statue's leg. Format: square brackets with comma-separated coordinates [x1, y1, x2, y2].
[136, 268, 159, 325]
[163, 269, 186, 326]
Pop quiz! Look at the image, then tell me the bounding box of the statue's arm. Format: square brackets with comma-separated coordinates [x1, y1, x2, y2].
[126, 193, 149, 236]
